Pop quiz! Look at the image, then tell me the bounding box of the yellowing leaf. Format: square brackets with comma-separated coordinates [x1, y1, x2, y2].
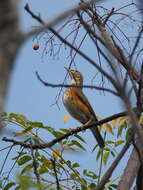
[14, 131, 29, 136]
[14, 127, 32, 136]
[115, 140, 124, 147]
[103, 151, 109, 165]
[63, 115, 71, 122]
[53, 150, 61, 160]
[118, 116, 128, 128]
[111, 118, 118, 128]
[103, 123, 113, 134]
[140, 116, 143, 123]
[64, 147, 78, 151]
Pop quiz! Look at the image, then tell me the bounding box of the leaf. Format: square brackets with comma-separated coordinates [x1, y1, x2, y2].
[115, 140, 124, 147]
[111, 118, 118, 128]
[103, 151, 109, 165]
[53, 150, 61, 160]
[15, 185, 21, 190]
[69, 140, 86, 151]
[96, 149, 102, 161]
[21, 164, 33, 174]
[9, 113, 27, 121]
[103, 123, 113, 134]
[111, 151, 116, 157]
[70, 173, 77, 179]
[72, 162, 80, 168]
[110, 184, 118, 189]
[14, 127, 32, 136]
[117, 124, 125, 137]
[4, 182, 16, 190]
[39, 164, 48, 174]
[118, 116, 128, 128]
[92, 144, 99, 152]
[54, 131, 65, 138]
[63, 115, 71, 122]
[17, 155, 32, 166]
[64, 147, 78, 151]
[74, 134, 87, 143]
[60, 128, 71, 133]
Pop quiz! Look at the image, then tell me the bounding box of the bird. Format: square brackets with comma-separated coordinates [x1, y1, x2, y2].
[62, 67, 105, 148]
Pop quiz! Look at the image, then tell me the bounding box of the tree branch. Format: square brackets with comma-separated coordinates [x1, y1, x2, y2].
[2, 108, 140, 149]
[36, 71, 118, 96]
[23, 0, 103, 41]
[117, 148, 140, 190]
[96, 142, 130, 190]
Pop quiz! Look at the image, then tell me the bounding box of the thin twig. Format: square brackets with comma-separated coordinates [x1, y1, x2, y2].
[51, 158, 60, 190]
[30, 141, 41, 186]
[36, 71, 118, 96]
[23, 0, 104, 41]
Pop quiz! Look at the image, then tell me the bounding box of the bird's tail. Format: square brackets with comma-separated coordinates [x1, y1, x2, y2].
[91, 127, 105, 148]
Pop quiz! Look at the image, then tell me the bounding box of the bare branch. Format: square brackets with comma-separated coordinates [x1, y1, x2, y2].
[23, 0, 104, 41]
[36, 71, 119, 96]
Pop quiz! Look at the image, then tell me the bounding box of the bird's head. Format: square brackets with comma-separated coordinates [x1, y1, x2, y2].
[64, 67, 83, 86]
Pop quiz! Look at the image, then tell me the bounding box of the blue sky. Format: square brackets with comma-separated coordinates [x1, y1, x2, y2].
[0, 0, 138, 187]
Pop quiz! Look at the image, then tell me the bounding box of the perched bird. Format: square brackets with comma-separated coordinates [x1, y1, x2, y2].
[63, 67, 105, 148]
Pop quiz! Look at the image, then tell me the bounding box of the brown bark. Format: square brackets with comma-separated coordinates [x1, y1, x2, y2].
[0, 0, 21, 112]
[117, 148, 140, 190]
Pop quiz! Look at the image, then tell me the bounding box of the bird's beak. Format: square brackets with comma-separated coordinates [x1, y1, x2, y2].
[64, 67, 70, 72]
[64, 67, 72, 78]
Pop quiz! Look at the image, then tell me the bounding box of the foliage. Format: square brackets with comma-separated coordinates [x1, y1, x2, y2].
[0, 112, 132, 189]
[1, 1, 143, 189]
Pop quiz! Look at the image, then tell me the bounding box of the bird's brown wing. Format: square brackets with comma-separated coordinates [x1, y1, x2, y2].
[73, 88, 105, 148]
[73, 88, 97, 121]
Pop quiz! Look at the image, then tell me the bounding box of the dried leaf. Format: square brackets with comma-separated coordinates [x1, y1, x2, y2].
[63, 115, 71, 122]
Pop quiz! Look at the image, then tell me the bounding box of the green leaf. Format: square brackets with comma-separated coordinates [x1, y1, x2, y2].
[110, 184, 118, 189]
[111, 151, 116, 157]
[81, 184, 87, 190]
[18, 155, 32, 166]
[28, 121, 53, 131]
[103, 152, 110, 165]
[115, 140, 124, 147]
[15, 185, 21, 190]
[89, 183, 96, 188]
[106, 140, 114, 144]
[96, 149, 102, 160]
[60, 128, 71, 133]
[9, 113, 27, 121]
[12, 152, 27, 160]
[69, 140, 86, 151]
[74, 134, 87, 143]
[72, 162, 80, 168]
[4, 182, 16, 190]
[35, 151, 40, 158]
[104, 147, 111, 151]
[92, 144, 98, 152]
[54, 131, 65, 138]
[66, 160, 71, 167]
[39, 164, 49, 174]
[21, 164, 33, 174]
